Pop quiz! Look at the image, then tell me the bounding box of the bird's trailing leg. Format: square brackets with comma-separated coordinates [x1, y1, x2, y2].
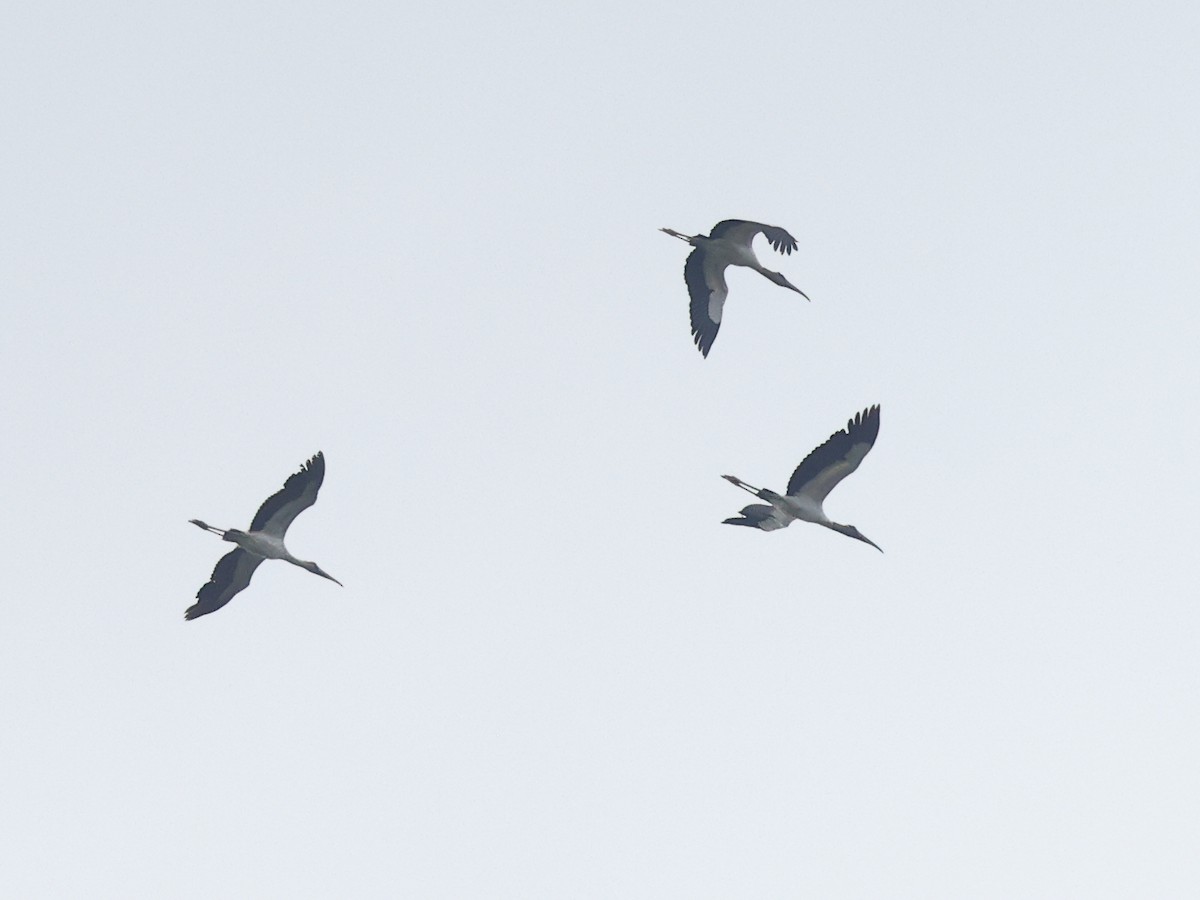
[659, 227, 693, 242]
[189, 519, 226, 536]
[722, 475, 762, 496]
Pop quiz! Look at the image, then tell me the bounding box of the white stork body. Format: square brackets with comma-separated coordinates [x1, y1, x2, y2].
[661, 219, 810, 357]
[218, 530, 293, 561]
[186, 452, 341, 620]
[723, 406, 883, 551]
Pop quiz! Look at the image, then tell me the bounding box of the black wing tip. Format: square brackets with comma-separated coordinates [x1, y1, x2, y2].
[848, 404, 882, 437]
[784, 405, 882, 496]
[289, 451, 327, 486]
[684, 254, 718, 357]
[711, 220, 798, 254]
[768, 230, 799, 255]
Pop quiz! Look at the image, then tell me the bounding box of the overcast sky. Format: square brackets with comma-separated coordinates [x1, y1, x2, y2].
[3, 0, 1200, 897]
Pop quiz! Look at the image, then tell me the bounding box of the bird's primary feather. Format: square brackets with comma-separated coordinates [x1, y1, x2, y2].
[685, 248, 728, 358]
[708, 220, 798, 255]
[250, 452, 326, 537]
[785, 405, 881, 503]
[185, 548, 264, 620]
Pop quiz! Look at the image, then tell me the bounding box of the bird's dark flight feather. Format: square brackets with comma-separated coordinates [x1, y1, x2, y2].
[250, 452, 325, 536]
[786, 405, 881, 500]
[708, 220, 799, 255]
[185, 548, 264, 620]
[685, 249, 722, 357]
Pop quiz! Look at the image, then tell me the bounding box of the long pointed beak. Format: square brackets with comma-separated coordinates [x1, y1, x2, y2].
[660, 227, 690, 242]
[189, 519, 224, 535]
[856, 533, 884, 553]
[783, 280, 811, 301]
[316, 568, 343, 587]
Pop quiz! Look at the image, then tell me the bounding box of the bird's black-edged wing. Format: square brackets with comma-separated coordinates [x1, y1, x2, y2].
[785, 405, 881, 504]
[250, 452, 325, 537]
[709, 220, 798, 256]
[685, 247, 728, 357]
[185, 548, 264, 620]
[723, 504, 790, 531]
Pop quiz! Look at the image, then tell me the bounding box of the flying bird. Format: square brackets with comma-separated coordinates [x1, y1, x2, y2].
[186, 452, 341, 620]
[722, 405, 883, 551]
[660, 219, 810, 357]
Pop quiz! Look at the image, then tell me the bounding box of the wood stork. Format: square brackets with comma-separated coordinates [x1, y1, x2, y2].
[660, 219, 810, 357]
[723, 405, 883, 551]
[186, 452, 341, 620]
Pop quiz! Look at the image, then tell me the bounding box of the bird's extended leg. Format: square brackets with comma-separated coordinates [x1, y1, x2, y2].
[722, 475, 762, 495]
[659, 227, 693, 242]
[189, 519, 226, 536]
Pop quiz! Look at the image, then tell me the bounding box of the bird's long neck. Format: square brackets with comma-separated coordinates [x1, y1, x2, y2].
[280, 549, 307, 568]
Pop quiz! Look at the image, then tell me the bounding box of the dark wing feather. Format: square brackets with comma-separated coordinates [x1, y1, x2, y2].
[785, 406, 881, 503]
[685, 247, 727, 357]
[185, 548, 264, 620]
[708, 220, 798, 255]
[723, 504, 790, 531]
[250, 452, 325, 537]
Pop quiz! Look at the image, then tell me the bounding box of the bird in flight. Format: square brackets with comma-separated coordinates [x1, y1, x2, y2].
[186, 452, 341, 620]
[661, 219, 810, 357]
[722, 405, 882, 551]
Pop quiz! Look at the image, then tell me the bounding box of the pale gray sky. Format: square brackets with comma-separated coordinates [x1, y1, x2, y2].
[3, 0, 1199, 897]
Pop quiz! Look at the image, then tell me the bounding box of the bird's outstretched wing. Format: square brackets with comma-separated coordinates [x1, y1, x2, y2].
[786, 406, 881, 504]
[685, 248, 728, 357]
[723, 504, 791, 531]
[186, 548, 264, 620]
[250, 452, 326, 537]
[709, 220, 798, 255]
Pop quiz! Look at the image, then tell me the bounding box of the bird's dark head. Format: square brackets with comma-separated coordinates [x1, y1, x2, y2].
[303, 561, 343, 586]
[222, 528, 247, 544]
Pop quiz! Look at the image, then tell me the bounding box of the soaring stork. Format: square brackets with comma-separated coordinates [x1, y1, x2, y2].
[660, 219, 810, 357]
[723, 405, 883, 551]
[186, 452, 341, 620]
